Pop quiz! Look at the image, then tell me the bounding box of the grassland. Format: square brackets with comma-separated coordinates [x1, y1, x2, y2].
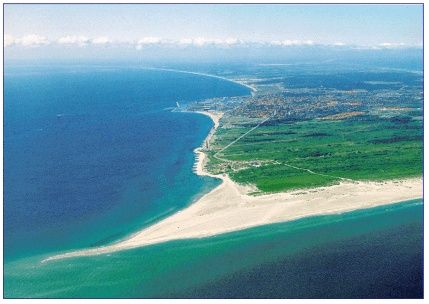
[206, 115, 422, 193]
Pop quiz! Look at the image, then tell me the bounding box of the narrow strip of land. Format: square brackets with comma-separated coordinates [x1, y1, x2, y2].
[43, 110, 422, 262]
[44, 174, 422, 262]
[143, 67, 258, 93]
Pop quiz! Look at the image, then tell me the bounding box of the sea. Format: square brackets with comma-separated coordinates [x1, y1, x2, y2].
[3, 64, 423, 298]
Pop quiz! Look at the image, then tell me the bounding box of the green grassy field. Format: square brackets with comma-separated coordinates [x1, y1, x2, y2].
[206, 115, 422, 193]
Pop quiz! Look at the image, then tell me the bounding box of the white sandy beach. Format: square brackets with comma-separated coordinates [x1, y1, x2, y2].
[44, 111, 423, 262]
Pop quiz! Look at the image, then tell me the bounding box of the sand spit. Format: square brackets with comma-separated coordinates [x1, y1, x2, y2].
[142, 67, 258, 94]
[43, 111, 423, 262]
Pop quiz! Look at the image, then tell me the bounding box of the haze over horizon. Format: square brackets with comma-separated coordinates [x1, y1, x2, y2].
[4, 4, 423, 63]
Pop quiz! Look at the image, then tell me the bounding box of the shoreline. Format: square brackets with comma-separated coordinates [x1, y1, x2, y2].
[142, 67, 258, 94]
[192, 111, 224, 178]
[43, 110, 423, 262]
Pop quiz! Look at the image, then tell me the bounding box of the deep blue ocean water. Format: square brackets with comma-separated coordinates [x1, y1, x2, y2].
[4, 65, 249, 261]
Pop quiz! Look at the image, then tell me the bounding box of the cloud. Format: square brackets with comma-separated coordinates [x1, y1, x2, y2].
[58, 35, 113, 46]
[223, 38, 241, 45]
[4, 33, 421, 51]
[175, 37, 242, 47]
[377, 42, 407, 48]
[58, 35, 90, 47]
[270, 39, 315, 46]
[353, 42, 418, 50]
[135, 37, 163, 49]
[91, 36, 112, 45]
[134, 37, 244, 49]
[177, 38, 193, 45]
[138, 37, 162, 44]
[192, 37, 212, 47]
[7, 34, 49, 47]
[4, 35, 15, 47]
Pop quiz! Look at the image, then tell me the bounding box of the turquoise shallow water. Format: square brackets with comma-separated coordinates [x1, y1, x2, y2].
[4, 199, 423, 298]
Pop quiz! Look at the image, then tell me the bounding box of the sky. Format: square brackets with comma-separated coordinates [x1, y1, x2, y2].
[4, 4, 423, 61]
